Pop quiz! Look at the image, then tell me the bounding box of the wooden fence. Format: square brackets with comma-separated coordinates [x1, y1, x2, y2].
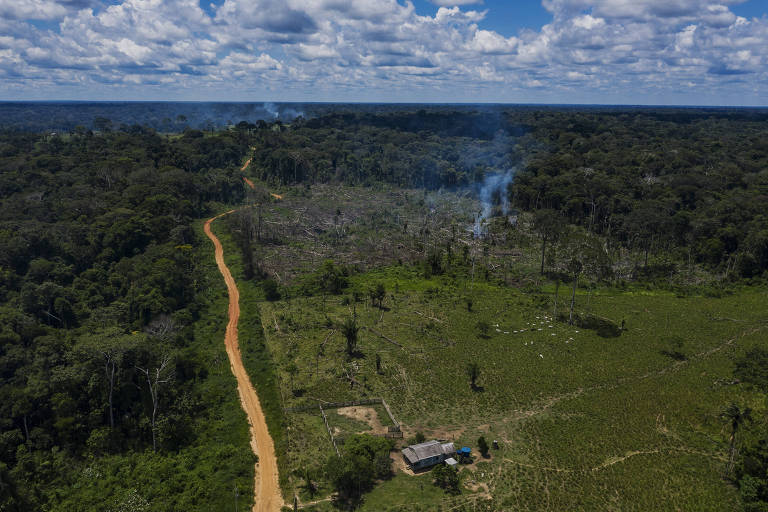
[284, 397, 400, 431]
[319, 405, 340, 457]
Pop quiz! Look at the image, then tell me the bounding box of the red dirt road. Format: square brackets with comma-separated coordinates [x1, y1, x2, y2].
[204, 212, 283, 512]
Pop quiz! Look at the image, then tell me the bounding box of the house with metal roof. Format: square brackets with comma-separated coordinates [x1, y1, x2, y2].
[401, 440, 455, 470]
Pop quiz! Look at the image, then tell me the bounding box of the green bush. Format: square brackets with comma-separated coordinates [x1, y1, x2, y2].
[262, 279, 281, 301]
[433, 464, 460, 495]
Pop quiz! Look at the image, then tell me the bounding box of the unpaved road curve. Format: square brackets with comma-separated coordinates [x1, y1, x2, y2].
[204, 212, 283, 512]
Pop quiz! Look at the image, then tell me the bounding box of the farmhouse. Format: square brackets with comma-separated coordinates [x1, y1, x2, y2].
[401, 440, 455, 470]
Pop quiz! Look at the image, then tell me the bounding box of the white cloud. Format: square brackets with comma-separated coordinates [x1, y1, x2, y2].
[572, 14, 605, 30]
[0, 0, 766, 103]
[468, 30, 518, 54]
[434, 6, 487, 23]
[0, 0, 67, 20]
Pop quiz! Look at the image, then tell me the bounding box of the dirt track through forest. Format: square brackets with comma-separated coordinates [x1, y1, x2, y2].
[204, 212, 282, 512]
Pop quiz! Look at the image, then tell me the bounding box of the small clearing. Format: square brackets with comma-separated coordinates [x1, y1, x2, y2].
[336, 406, 387, 434]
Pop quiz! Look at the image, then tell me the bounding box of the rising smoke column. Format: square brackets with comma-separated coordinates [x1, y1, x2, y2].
[473, 168, 516, 237]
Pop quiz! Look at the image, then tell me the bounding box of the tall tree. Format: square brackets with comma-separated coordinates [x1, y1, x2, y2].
[533, 209, 564, 275]
[135, 354, 173, 452]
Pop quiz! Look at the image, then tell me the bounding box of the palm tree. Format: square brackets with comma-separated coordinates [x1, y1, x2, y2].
[722, 402, 752, 475]
[341, 316, 359, 357]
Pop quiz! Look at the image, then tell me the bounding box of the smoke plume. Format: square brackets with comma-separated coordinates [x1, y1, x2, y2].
[473, 168, 516, 237]
[262, 102, 305, 121]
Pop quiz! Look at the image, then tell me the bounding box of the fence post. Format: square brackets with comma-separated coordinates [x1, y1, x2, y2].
[320, 404, 340, 457]
[380, 399, 400, 430]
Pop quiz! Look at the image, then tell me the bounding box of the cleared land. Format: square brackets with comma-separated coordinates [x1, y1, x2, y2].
[226, 178, 768, 510]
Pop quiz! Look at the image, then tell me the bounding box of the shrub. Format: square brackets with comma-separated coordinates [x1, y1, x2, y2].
[262, 279, 280, 301]
[477, 436, 489, 457]
[433, 464, 460, 495]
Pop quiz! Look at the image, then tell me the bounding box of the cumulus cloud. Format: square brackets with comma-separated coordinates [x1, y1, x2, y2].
[0, 0, 766, 103]
[0, 0, 68, 20]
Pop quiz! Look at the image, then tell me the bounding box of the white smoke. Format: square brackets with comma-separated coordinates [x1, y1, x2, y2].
[262, 102, 305, 121]
[472, 168, 516, 237]
[263, 102, 280, 119]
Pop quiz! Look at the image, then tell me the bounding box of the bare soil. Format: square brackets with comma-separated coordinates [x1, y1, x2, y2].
[336, 406, 388, 434]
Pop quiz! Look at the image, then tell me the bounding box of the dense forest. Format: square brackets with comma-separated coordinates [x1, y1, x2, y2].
[0, 127, 251, 510]
[0, 106, 767, 510]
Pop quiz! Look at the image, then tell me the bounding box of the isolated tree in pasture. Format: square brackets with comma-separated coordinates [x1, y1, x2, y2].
[466, 362, 481, 390]
[341, 316, 359, 357]
[546, 270, 569, 318]
[478, 436, 489, 457]
[533, 209, 564, 275]
[722, 402, 752, 475]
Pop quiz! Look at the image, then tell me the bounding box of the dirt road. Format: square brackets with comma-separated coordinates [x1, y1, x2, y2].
[204, 212, 283, 512]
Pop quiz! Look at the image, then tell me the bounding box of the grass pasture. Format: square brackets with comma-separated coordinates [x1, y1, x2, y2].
[261, 267, 767, 510]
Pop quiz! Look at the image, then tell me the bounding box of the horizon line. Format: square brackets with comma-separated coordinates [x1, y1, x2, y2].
[1, 100, 767, 109]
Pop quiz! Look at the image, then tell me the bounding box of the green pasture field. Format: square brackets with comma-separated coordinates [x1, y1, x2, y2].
[260, 265, 767, 510]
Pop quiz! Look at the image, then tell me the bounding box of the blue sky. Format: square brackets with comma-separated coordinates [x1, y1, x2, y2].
[0, 0, 767, 105]
[411, 1, 555, 36]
